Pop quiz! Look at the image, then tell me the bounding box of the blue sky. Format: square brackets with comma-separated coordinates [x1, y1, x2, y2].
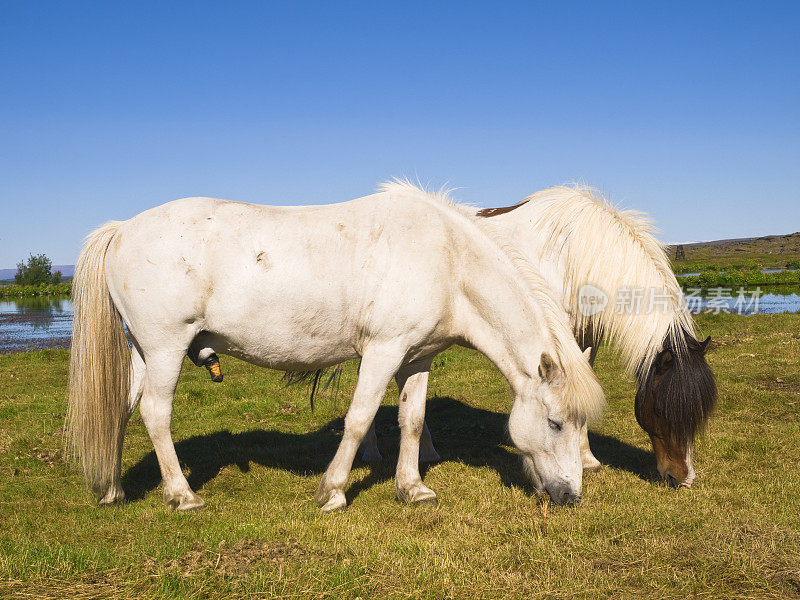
[1, 1, 798, 266]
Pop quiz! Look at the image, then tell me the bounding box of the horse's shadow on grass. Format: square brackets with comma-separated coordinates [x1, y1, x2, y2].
[122, 396, 658, 503]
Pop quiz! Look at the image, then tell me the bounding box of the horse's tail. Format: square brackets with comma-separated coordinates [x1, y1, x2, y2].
[66, 220, 130, 496]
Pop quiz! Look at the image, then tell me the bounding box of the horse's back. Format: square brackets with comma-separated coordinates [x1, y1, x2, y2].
[103, 194, 460, 365]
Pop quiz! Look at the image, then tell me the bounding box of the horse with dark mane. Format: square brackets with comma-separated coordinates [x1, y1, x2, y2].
[357, 184, 716, 488]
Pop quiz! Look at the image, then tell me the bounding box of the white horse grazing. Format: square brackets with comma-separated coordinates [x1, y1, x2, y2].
[67, 182, 604, 511]
[359, 185, 715, 488]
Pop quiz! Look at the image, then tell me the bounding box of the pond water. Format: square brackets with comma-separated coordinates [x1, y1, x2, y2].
[1, 288, 800, 353]
[0, 296, 73, 353]
[685, 286, 800, 315]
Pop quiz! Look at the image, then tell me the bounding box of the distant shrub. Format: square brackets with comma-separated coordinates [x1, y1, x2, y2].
[671, 262, 718, 274]
[0, 282, 71, 297]
[14, 253, 62, 285]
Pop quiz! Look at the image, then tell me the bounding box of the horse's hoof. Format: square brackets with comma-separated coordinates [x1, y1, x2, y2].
[179, 494, 206, 511]
[397, 483, 438, 505]
[99, 487, 126, 506]
[582, 455, 603, 473]
[320, 490, 347, 512]
[416, 494, 438, 506]
[165, 490, 205, 511]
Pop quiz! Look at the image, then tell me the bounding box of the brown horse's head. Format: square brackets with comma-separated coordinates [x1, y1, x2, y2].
[635, 331, 716, 487]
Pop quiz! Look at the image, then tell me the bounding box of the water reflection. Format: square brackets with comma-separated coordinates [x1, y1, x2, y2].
[684, 286, 800, 315]
[5, 296, 70, 329]
[0, 295, 73, 352]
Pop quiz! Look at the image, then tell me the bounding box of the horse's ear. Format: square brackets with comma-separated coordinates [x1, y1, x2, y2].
[700, 336, 711, 353]
[657, 349, 674, 373]
[582, 347, 592, 361]
[538, 352, 562, 384]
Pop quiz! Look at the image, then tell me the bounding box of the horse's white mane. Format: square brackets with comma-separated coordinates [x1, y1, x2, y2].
[520, 184, 695, 376]
[378, 179, 605, 421]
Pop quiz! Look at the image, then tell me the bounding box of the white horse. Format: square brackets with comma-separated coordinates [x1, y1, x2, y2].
[360, 185, 716, 488]
[67, 182, 604, 511]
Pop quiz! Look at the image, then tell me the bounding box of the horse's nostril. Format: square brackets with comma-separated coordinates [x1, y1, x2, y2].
[665, 474, 679, 488]
[556, 489, 580, 506]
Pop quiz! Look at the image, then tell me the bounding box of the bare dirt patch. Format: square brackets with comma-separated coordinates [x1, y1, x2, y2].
[757, 375, 800, 395]
[0, 577, 123, 600]
[145, 538, 308, 577]
[0, 430, 12, 453]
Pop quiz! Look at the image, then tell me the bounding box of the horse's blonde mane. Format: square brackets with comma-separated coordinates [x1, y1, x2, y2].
[520, 185, 695, 376]
[378, 179, 605, 421]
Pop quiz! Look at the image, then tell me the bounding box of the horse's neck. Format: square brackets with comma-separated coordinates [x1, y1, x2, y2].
[455, 258, 548, 392]
[475, 204, 571, 312]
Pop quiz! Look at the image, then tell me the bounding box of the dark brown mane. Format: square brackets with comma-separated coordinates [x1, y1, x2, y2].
[476, 200, 529, 218]
[635, 329, 716, 446]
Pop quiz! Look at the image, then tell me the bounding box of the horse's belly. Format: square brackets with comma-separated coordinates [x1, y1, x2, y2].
[198, 318, 361, 370]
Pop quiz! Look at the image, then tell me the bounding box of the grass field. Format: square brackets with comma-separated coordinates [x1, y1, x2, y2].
[669, 231, 800, 270]
[1, 313, 799, 599]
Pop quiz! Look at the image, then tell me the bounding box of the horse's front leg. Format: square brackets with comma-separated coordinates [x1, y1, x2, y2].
[395, 359, 438, 504]
[577, 343, 602, 472]
[315, 345, 403, 511]
[580, 421, 602, 472]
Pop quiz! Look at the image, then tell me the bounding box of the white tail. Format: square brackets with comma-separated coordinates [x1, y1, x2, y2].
[66, 221, 130, 496]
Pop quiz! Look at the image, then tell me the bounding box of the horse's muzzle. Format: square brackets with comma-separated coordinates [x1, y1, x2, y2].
[546, 482, 581, 506]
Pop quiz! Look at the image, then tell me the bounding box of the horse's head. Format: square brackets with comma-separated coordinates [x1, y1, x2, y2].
[508, 349, 600, 505]
[635, 333, 716, 487]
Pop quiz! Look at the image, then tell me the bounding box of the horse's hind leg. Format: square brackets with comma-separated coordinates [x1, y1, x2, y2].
[315, 345, 403, 511]
[418, 420, 440, 464]
[139, 348, 204, 510]
[395, 359, 437, 504]
[358, 401, 440, 466]
[358, 422, 382, 463]
[99, 343, 146, 506]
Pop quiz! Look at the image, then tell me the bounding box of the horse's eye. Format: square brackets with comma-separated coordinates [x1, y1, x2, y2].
[548, 418, 563, 432]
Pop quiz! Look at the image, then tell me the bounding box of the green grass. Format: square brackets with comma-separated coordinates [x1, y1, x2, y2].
[670, 231, 800, 270]
[2, 314, 800, 598]
[677, 269, 800, 288]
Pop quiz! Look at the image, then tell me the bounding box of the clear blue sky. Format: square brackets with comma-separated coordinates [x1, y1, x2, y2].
[1, 1, 798, 267]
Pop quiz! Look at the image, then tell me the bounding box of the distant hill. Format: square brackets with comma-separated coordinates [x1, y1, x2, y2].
[668, 232, 800, 267]
[0, 264, 74, 281]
